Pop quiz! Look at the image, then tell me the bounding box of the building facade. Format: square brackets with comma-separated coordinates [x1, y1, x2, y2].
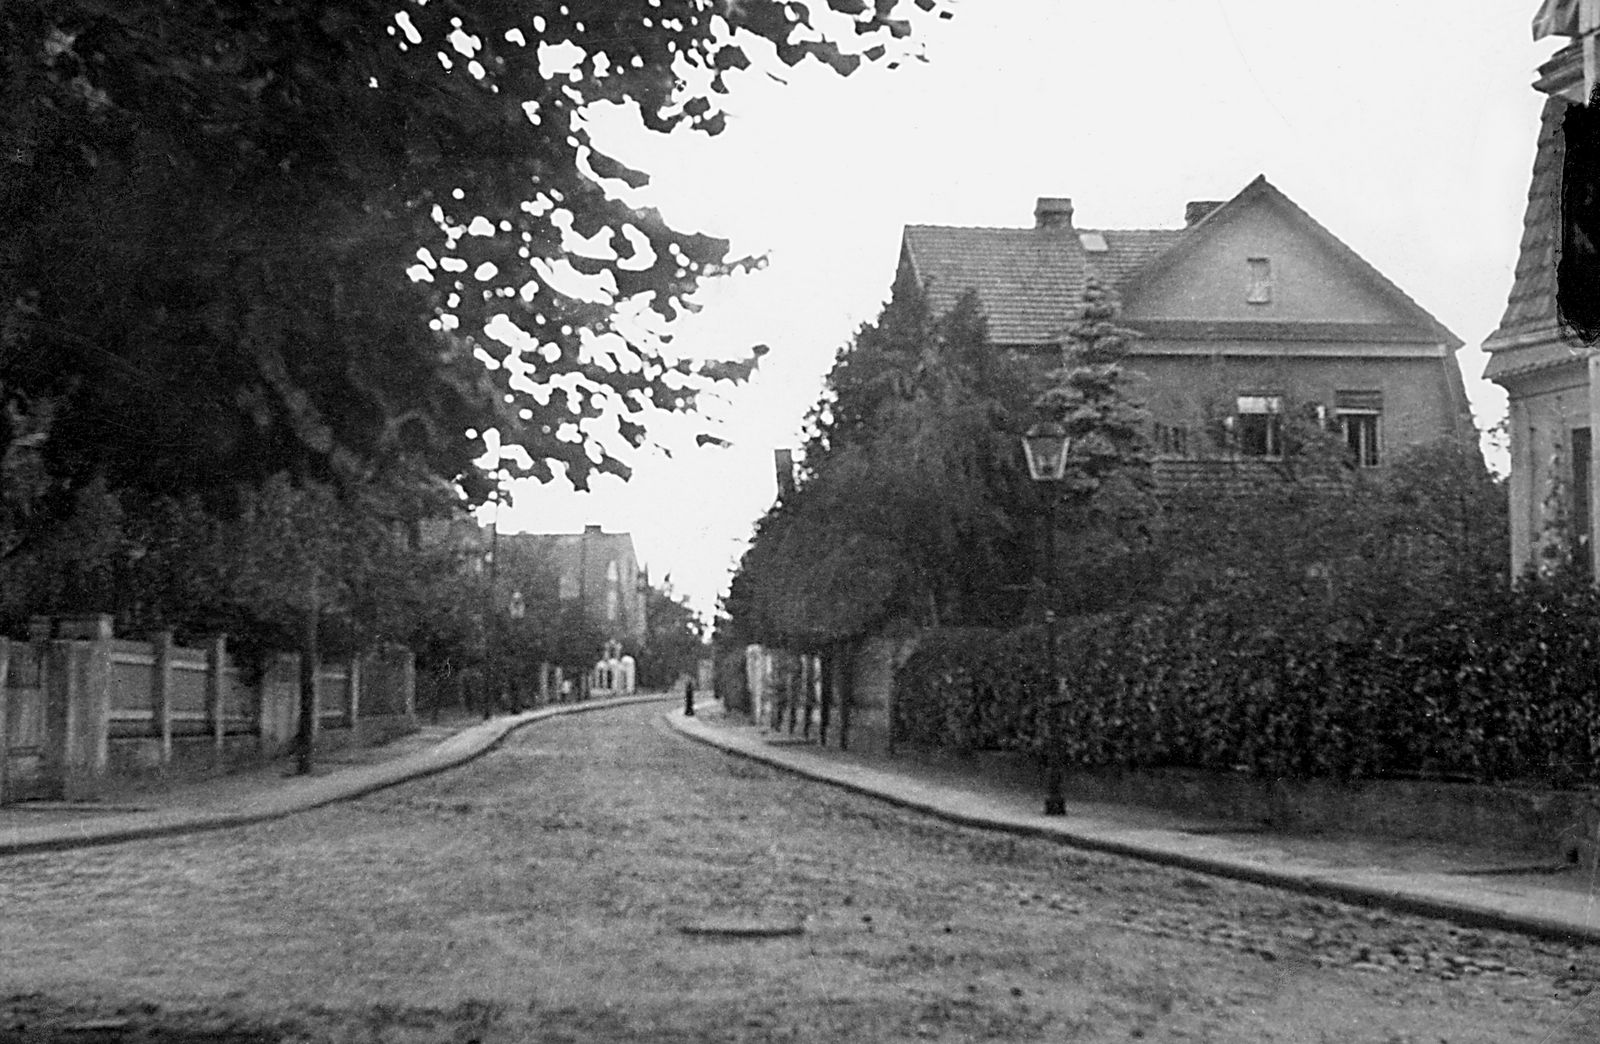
[495, 525, 648, 646]
[1484, 8, 1600, 577]
[900, 176, 1472, 486]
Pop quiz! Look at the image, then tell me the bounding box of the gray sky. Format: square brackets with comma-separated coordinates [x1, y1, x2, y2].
[486, 1, 1555, 619]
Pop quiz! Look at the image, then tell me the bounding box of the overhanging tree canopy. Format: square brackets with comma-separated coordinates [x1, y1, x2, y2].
[0, 0, 949, 552]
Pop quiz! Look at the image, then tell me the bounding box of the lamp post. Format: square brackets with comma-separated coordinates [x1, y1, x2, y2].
[508, 589, 525, 711]
[482, 468, 505, 720]
[1021, 421, 1070, 816]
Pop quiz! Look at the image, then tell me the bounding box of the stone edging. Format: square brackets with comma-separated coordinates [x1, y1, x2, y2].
[665, 708, 1600, 946]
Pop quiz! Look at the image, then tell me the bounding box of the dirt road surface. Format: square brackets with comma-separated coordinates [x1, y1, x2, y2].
[3, 703, 1599, 1042]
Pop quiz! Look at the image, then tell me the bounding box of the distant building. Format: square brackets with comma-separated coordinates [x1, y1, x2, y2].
[495, 525, 648, 645]
[899, 175, 1471, 487]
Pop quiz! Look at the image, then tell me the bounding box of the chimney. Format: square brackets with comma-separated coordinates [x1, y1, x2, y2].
[1034, 197, 1074, 230]
[584, 524, 603, 535]
[1184, 201, 1225, 227]
[774, 448, 796, 498]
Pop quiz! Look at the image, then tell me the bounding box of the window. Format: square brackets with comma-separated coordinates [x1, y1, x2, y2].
[1153, 422, 1190, 457]
[1340, 413, 1380, 467]
[1235, 395, 1282, 457]
[1246, 257, 1273, 304]
[1334, 391, 1382, 468]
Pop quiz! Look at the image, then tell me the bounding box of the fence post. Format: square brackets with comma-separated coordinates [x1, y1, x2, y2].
[818, 647, 833, 748]
[46, 628, 113, 801]
[786, 655, 799, 735]
[400, 648, 417, 723]
[348, 653, 362, 732]
[0, 637, 11, 806]
[151, 630, 173, 770]
[839, 641, 854, 753]
[259, 653, 299, 757]
[205, 635, 227, 765]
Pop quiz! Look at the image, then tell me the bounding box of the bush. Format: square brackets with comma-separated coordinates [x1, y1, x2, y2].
[888, 437, 1600, 785]
[895, 573, 1600, 785]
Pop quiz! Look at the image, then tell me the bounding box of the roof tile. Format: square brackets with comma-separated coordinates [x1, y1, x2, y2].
[903, 178, 1455, 350]
[1083, 228, 1187, 289]
[902, 225, 1087, 345]
[1486, 94, 1568, 353]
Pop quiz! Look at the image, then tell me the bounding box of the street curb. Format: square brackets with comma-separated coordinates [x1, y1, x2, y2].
[666, 708, 1600, 946]
[0, 693, 675, 857]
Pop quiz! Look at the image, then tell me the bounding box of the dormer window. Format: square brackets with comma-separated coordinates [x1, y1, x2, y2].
[1246, 257, 1273, 304]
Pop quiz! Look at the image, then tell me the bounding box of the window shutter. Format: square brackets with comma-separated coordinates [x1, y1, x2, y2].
[1334, 390, 1382, 412]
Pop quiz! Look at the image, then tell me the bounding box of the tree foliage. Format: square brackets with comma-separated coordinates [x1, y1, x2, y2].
[0, 476, 485, 674]
[636, 580, 707, 688]
[894, 435, 1516, 779]
[0, 0, 947, 557]
[1032, 275, 1156, 614]
[726, 275, 1041, 646]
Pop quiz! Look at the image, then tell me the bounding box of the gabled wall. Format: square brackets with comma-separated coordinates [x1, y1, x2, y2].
[1122, 197, 1408, 325]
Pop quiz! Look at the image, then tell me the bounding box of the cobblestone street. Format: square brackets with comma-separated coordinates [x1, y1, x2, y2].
[3, 702, 1599, 1042]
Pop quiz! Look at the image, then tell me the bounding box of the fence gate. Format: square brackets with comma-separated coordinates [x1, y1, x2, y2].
[2, 642, 51, 802]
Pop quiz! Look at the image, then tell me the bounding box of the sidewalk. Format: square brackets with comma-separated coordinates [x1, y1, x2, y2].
[669, 704, 1600, 946]
[0, 693, 674, 857]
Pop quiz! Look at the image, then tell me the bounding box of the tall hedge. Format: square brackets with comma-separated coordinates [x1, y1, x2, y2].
[894, 575, 1600, 785]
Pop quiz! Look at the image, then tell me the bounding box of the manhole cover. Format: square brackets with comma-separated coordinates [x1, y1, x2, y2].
[679, 916, 806, 939]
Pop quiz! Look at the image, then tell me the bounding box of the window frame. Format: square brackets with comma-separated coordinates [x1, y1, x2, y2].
[1246, 257, 1273, 304]
[1153, 422, 1190, 458]
[1235, 394, 1283, 459]
[1337, 409, 1382, 468]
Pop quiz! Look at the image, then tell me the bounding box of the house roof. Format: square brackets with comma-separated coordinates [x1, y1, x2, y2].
[500, 528, 638, 577]
[900, 175, 1461, 351]
[1482, 70, 1596, 381]
[897, 224, 1184, 345]
[899, 225, 1086, 345]
[1082, 228, 1186, 288]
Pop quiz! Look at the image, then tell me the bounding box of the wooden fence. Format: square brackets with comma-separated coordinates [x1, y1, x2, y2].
[0, 615, 416, 804]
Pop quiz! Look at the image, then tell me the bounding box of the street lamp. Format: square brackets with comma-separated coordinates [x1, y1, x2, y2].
[1021, 421, 1070, 816]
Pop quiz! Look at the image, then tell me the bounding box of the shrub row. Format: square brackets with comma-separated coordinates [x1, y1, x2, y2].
[893, 577, 1600, 785]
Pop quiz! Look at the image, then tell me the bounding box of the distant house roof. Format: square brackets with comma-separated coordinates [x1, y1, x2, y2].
[899, 175, 1460, 351]
[500, 527, 638, 583]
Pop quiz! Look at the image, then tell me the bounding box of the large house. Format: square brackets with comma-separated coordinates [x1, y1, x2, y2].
[1484, 6, 1600, 576]
[495, 525, 648, 646]
[900, 176, 1472, 482]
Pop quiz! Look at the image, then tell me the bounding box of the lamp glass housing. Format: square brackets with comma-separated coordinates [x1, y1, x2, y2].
[1022, 423, 1071, 482]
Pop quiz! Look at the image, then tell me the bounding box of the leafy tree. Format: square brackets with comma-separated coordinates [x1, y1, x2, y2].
[1032, 275, 1156, 615]
[636, 581, 707, 689]
[0, 472, 490, 681]
[727, 278, 1037, 647]
[0, 0, 948, 559]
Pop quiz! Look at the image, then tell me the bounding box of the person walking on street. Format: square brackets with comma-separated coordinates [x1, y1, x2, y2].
[684, 677, 696, 717]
